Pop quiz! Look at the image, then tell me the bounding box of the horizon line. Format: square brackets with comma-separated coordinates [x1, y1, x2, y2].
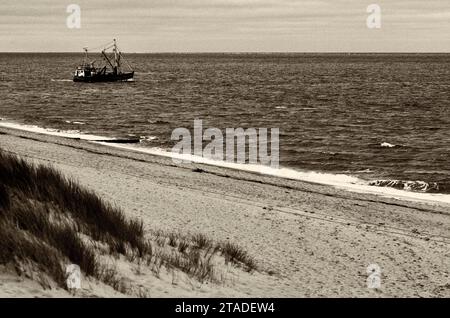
[0, 51, 449, 54]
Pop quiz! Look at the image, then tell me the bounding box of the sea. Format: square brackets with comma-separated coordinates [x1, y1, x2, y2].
[0, 53, 449, 200]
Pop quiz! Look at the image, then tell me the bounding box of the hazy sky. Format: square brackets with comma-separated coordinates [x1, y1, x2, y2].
[1, 0, 449, 52]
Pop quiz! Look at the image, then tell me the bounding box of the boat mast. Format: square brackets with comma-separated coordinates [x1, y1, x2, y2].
[113, 39, 118, 74]
[83, 47, 88, 66]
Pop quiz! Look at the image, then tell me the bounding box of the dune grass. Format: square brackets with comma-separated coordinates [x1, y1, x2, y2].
[0, 150, 257, 295]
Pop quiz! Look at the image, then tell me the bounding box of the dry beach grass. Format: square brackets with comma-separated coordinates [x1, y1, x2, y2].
[0, 149, 256, 297]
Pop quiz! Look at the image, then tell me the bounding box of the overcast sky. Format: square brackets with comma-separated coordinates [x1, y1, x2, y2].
[1, 0, 449, 52]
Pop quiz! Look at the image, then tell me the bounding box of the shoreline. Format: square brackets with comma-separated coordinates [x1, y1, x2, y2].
[1, 120, 450, 206]
[1, 125, 449, 297]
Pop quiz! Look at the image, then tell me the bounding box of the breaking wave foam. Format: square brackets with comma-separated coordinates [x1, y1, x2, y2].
[1, 120, 450, 205]
[95, 143, 450, 205]
[0, 121, 114, 141]
[380, 142, 396, 148]
[369, 179, 440, 193]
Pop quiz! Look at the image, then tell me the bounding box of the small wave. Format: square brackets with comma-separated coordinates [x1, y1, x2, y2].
[369, 179, 439, 193]
[380, 142, 396, 148]
[140, 135, 158, 142]
[275, 106, 287, 109]
[355, 169, 373, 173]
[65, 120, 86, 125]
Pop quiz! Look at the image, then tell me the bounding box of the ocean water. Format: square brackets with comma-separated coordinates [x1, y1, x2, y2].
[0, 53, 449, 195]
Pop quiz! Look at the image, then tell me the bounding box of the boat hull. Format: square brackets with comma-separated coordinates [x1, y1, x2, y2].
[73, 71, 134, 83]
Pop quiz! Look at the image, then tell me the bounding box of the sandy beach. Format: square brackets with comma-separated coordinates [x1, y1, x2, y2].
[0, 125, 449, 297]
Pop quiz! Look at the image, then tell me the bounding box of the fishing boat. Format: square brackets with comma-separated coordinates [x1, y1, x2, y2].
[73, 39, 134, 82]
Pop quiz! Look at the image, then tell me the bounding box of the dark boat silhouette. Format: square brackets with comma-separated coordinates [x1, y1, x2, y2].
[73, 39, 134, 82]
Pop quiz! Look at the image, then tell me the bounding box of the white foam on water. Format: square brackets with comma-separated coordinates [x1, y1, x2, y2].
[0, 121, 114, 141]
[65, 120, 86, 125]
[2, 120, 449, 206]
[380, 142, 396, 148]
[93, 142, 450, 206]
[140, 135, 158, 141]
